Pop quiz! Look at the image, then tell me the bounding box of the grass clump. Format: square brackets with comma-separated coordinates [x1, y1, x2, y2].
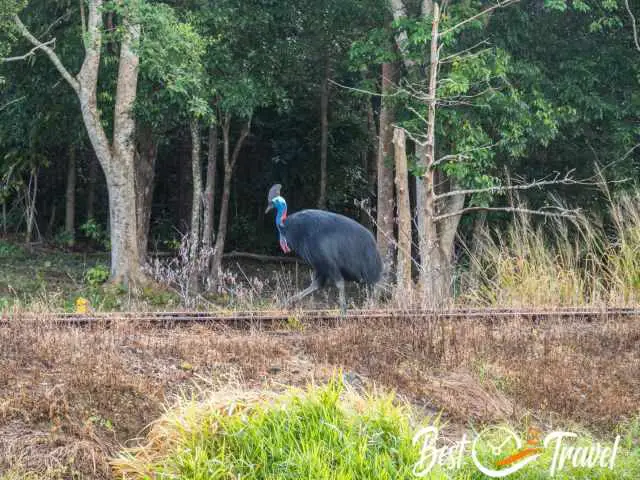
[112, 375, 640, 479]
[112, 378, 425, 479]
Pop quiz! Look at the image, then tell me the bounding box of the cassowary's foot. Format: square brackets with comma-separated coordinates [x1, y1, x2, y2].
[285, 277, 321, 309]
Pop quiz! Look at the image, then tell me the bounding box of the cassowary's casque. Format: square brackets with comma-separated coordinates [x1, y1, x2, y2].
[265, 184, 382, 313]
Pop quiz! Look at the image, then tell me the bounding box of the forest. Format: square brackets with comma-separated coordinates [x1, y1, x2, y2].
[1, 0, 639, 309]
[1, 2, 640, 479]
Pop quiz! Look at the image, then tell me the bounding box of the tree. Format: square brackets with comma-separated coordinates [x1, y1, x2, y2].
[376, 61, 397, 267]
[197, 0, 288, 287]
[380, 0, 589, 302]
[392, 127, 411, 293]
[8, 0, 144, 285]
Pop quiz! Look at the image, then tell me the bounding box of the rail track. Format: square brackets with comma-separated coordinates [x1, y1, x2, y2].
[2, 307, 640, 328]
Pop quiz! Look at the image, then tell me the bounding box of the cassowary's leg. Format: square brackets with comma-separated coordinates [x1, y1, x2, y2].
[287, 271, 321, 305]
[336, 279, 347, 316]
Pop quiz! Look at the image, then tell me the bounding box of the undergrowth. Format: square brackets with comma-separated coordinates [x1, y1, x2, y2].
[3, 192, 640, 311]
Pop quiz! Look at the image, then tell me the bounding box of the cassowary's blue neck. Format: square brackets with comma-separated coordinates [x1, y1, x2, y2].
[273, 196, 290, 253]
[274, 197, 288, 229]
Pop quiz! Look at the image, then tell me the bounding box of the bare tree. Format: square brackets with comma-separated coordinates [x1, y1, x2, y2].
[202, 123, 218, 251]
[376, 62, 397, 266]
[64, 145, 76, 246]
[10, 2, 145, 285]
[392, 127, 412, 293]
[318, 58, 330, 209]
[209, 114, 251, 288]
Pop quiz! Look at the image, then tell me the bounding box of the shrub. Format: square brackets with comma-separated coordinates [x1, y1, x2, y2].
[85, 264, 110, 286]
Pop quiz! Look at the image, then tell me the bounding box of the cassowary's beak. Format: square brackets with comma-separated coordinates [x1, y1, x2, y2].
[265, 204, 274, 214]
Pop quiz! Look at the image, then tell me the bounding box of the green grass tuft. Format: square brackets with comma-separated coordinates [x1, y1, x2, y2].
[112, 378, 640, 480]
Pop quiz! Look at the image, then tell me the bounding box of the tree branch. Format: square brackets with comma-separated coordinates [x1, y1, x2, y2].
[433, 143, 496, 167]
[38, 11, 72, 39]
[439, 0, 519, 37]
[328, 78, 402, 98]
[230, 119, 251, 170]
[0, 96, 26, 112]
[77, 0, 103, 88]
[435, 205, 579, 222]
[79, 0, 87, 39]
[624, 0, 640, 53]
[12, 16, 79, 93]
[434, 172, 591, 200]
[430, 153, 471, 167]
[440, 40, 490, 63]
[1, 38, 56, 62]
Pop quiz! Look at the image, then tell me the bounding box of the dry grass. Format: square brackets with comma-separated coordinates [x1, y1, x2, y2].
[461, 192, 640, 307]
[1, 312, 638, 478]
[300, 315, 640, 426]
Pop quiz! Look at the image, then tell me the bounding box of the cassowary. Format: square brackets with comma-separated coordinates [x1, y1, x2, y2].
[265, 184, 382, 313]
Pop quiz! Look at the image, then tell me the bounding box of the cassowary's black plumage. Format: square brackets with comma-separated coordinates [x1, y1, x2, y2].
[265, 184, 382, 313]
[284, 209, 382, 285]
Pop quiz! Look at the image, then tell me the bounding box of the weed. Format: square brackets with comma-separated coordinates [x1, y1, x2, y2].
[84, 264, 110, 286]
[0, 239, 21, 257]
[80, 218, 110, 250]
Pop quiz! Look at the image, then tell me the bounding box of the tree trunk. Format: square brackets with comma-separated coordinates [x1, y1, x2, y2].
[86, 154, 97, 221]
[24, 167, 38, 244]
[190, 119, 203, 249]
[188, 119, 203, 291]
[106, 171, 142, 285]
[106, 12, 143, 285]
[211, 165, 232, 285]
[416, 2, 443, 304]
[376, 61, 396, 267]
[367, 99, 378, 192]
[393, 127, 412, 294]
[202, 123, 218, 250]
[317, 58, 330, 209]
[361, 98, 378, 228]
[209, 117, 250, 288]
[47, 201, 57, 239]
[65, 145, 76, 246]
[135, 125, 157, 259]
[2, 202, 6, 236]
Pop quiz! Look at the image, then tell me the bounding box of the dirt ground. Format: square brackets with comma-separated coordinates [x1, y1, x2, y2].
[1, 313, 639, 478]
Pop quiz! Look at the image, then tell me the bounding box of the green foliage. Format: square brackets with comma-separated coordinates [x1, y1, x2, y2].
[1, 0, 638, 262]
[136, 2, 210, 124]
[52, 229, 74, 248]
[0, 0, 27, 57]
[113, 378, 640, 479]
[80, 219, 110, 250]
[0, 239, 21, 257]
[84, 264, 110, 287]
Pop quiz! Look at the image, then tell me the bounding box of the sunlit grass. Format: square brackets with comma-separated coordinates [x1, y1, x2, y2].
[112, 378, 640, 480]
[112, 378, 426, 479]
